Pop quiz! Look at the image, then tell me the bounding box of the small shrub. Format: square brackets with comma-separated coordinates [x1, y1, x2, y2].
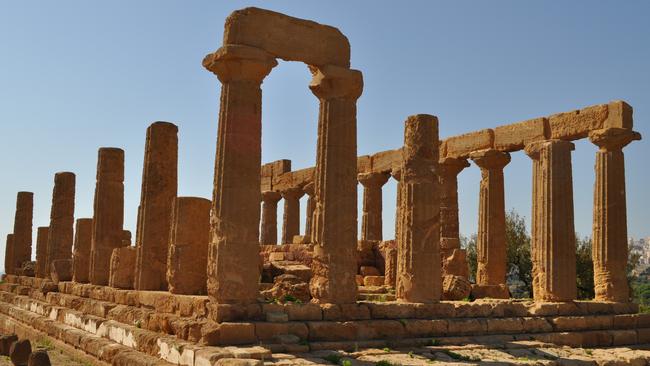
[324, 354, 342, 365]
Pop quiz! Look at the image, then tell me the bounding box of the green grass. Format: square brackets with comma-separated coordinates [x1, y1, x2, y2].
[375, 361, 395, 366]
[441, 350, 479, 362]
[36, 338, 54, 351]
[324, 354, 342, 365]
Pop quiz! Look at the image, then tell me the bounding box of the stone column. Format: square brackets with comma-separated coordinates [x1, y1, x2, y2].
[167, 197, 211, 295]
[470, 149, 510, 287]
[260, 191, 282, 245]
[358, 172, 390, 241]
[203, 45, 277, 304]
[35, 227, 49, 278]
[590, 128, 641, 302]
[134, 121, 178, 291]
[309, 65, 363, 304]
[109, 246, 136, 289]
[303, 182, 315, 240]
[45, 172, 76, 278]
[525, 140, 577, 302]
[4, 234, 14, 275]
[439, 157, 470, 278]
[72, 218, 93, 283]
[281, 187, 304, 244]
[89, 148, 124, 286]
[12, 192, 33, 274]
[396, 114, 441, 303]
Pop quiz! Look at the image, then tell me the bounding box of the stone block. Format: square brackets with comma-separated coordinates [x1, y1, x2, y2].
[611, 329, 637, 346]
[470, 284, 509, 299]
[28, 350, 51, 366]
[10, 338, 31, 366]
[215, 359, 262, 366]
[403, 319, 447, 338]
[340, 303, 371, 320]
[521, 317, 553, 333]
[363, 276, 384, 287]
[50, 260, 72, 284]
[285, 303, 322, 321]
[605, 100, 633, 129]
[367, 303, 416, 319]
[357, 155, 371, 174]
[441, 275, 471, 301]
[494, 117, 548, 151]
[549, 103, 608, 140]
[370, 149, 400, 173]
[307, 321, 357, 341]
[359, 266, 380, 276]
[444, 129, 494, 158]
[201, 322, 256, 346]
[447, 319, 487, 335]
[0, 334, 17, 356]
[108, 247, 136, 289]
[637, 328, 650, 343]
[486, 318, 524, 333]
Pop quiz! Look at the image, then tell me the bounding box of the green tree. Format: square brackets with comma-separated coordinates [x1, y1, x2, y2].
[505, 209, 532, 297]
[461, 234, 477, 283]
[575, 235, 594, 299]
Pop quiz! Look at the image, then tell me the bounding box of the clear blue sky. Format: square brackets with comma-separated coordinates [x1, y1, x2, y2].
[1, 1, 649, 271]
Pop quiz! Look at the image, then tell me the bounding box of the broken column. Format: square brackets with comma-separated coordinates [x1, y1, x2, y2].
[34, 227, 49, 278]
[303, 182, 315, 240]
[12, 192, 33, 274]
[438, 157, 470, 278]
[281, 186, 304, 244]
[45, 172, 76, 278]
[167, 197, 211, 295]
[396, 114, 441, 303]
[309, 65, 363, 304]
[260, 191, 282, 245]
[72, 218, 93, 283]
[89, 148, 124, 286]
[590, 128, 641, 302]
[134, 122, 178, 291]
[203, 45, 277, 304]
[470, 149, 510, 295]
[109, 246, 136, 289]
[358, 172, 390, 241]
[4, 234, 14, 275]
[525, 140, 577, 302]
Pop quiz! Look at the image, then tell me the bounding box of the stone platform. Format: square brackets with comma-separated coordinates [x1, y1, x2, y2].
[2, 275, 650, 366]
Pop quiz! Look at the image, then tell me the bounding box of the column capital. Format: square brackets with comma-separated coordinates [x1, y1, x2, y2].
[470, 149, 511, 170]
[439, 157, 470, 177]
[261, 190, 282, 203]
[203, 44, 278, 84]
[358, 172, 390, 188]
[281, 186, 305, 200]
[524, 139, 575, 160]
[303, 182, 315, 197]
[309, 64, 363, 100]
[589, 128, 641, 152]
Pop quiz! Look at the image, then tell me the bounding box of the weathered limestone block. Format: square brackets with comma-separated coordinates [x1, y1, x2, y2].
[4, 234, 15, 276]
[470, 149, 510, 287]
[358, 172, 390, 241]
[281, 187, 304, 244]
[223, 7, 351, 67]
[19, 261, 35, 277]
[438, 157, 469, 277]
[260, 191, 281, 245]
[471, 284, 510, 299]
[396, 114, 441, 303]
[90, 148, 124, 286]
[9, 338, 31, 366]
[549, 103, 608, 140]
[442, 275, 471, 301]
[50, 259, 72, 284]
[28, 350, 51, 366]
[444, 129, 494, 158]
[370, 149, 401, 173]
[72, 218, 93, 283]
[525, 140, 577, 302]
[34, 227, 49, 278]
[135, 122, 178, 291]
[109, 246, 136, 289]
[590, 128, 641, 302]
[379, 244, 397, 288]
[12, 191, 33, 275]
[442, 249, 469, 279]
[605, 100, 633, 129]
[309, 65, 363, 304]
[167, 197, 211, 295]
[260, 159, 291, 191]
[45, 172, 76, 278]
[204, 44, 277, 304]
[260, 274, 310, 303]
[0, 334, 17, 356]
[494, 117, 549, 152]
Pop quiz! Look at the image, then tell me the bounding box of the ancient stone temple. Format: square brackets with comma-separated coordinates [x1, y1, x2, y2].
[1, 7, 648, 366]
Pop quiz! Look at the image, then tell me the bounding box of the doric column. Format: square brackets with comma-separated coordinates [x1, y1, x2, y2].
[303, 182, 315, 240]
[167, 197, 211, 295]
[260, 191, 282, 245]
[72, 218, 93, 283]
[203, 45, 277, 304]
[12, 192, 33, 274]
[438, 158, 470, 254]
[45, 172, 76, 278]
[4, 234, 14, 275]
[525, 140, 577, 302]
[470, 149, 511, 287]
[281, 187, 304, 244]
[358, 172, 390, 241]
[89, 148, 124, 286]
[396, 114, 441, 303]
[35, 227, 49, 278]
[309, 65, 363, 304]
[134, 122, 178, 291]
[589, 128, 641, 302]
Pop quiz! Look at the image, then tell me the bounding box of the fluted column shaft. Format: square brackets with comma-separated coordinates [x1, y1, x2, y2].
[438, 158, 469, 253]
[35, 227, 49, 278]
[281, 187, 304, 244]
[260, 191, 282, 245]
[203, 45, 277, 304]
[590, 128, 641, 302]
[4, 234, 14, 275]
[12, 192, 33, 274]
[525, 140, 576, 302]
[470, 149, 510, 286]
[358, 172, 390, 241]
[72, 219, 93, 283]
[396, 114, 441, 303]
[46, 172, 76, 278]
[309, 65, 363, 304]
